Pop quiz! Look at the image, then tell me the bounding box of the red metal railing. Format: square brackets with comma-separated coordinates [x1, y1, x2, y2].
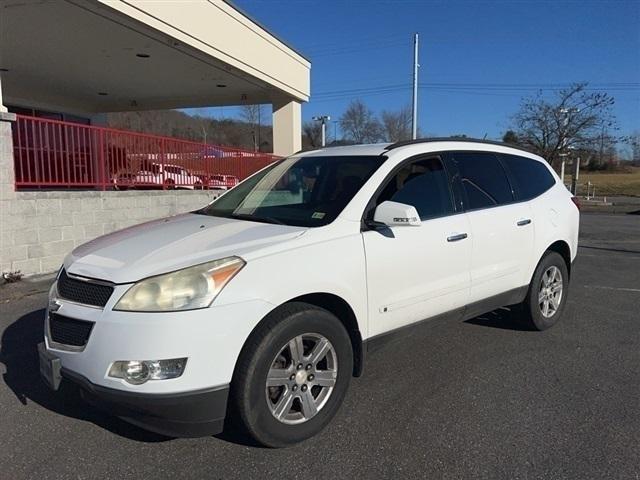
[12, 114, 279, 190]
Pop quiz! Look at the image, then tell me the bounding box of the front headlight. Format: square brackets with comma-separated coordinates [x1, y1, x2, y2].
[114, 256, 245, 312]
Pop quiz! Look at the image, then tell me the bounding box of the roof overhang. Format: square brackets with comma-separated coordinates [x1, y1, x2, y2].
[0, 0, 310, 114]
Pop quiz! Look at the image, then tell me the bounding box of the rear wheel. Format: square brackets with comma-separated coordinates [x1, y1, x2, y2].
[519, 251, 569, 330]
[230, 303, 353, 447]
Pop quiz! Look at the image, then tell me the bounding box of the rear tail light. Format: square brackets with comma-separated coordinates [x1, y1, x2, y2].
[571, 196, 581, 211]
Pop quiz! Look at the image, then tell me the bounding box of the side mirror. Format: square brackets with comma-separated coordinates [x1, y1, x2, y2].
[373, 201, 421, 227]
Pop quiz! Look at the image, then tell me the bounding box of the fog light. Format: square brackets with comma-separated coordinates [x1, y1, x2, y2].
[109, 358, 187, 385]
[124, 361, 149, 385]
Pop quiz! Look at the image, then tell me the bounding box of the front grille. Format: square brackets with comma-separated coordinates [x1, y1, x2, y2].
[57, 269, 113, 307]
[49, 314, 94, 347]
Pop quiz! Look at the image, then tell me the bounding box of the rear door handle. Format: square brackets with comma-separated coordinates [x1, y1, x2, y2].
[517, 219, 532, 226]
[447, 233, 468, 242]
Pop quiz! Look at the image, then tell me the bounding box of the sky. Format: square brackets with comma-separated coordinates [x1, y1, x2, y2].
[218, 0, 640, 141]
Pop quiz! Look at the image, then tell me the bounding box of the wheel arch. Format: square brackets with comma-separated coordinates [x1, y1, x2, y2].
[546, 239, 572, 278]
[287, 293, 364, 377]
[235, 292, 365, 379]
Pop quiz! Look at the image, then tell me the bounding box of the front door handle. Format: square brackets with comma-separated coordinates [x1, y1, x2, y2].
[447, 233, 468, 242]
[517, 219, 532, 226]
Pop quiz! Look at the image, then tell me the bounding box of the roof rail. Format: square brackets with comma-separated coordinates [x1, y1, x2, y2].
[384, 137, 536, 155]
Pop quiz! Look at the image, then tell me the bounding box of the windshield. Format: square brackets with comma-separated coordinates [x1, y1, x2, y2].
[197, 155, 385, 227]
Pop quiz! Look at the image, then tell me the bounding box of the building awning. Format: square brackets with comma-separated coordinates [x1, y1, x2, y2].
[0, 0, 310, 114]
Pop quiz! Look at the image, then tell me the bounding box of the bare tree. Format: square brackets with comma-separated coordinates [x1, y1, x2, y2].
[339, 99, 384, 144]
[240, 104, 264, 151]
[624, 131, 640, 164]
[302, 121, 323, 149]
[509, 83, 616, 167]
[107, 109, 275, 152]
[381, 105, 412, 142]
[502, 130, 520, 145]
[240, 104, 261, 125]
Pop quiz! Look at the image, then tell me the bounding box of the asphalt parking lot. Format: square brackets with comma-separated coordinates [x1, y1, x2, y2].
[1, 213, 638, 479]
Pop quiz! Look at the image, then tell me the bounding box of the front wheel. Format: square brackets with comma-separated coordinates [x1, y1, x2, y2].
[230, 303, 353, 447]
[519, 251, 569, 331]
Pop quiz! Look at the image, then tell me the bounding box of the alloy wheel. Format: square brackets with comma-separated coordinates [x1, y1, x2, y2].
[538, 265, 563, 318]
[265, 333, 337, 425]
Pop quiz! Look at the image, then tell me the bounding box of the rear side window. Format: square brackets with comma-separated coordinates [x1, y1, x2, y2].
[501, 154, 556, 201]
[376, 157, 454, 220]
[452, 152, 513, 209]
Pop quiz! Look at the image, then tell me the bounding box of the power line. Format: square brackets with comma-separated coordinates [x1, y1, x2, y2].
[313, 84, 410, 98]
[312, 82, 640, 100]
[301, 32, 408, 53]
[309, 40, 410, 58]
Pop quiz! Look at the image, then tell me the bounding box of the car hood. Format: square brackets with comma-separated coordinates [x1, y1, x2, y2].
[65, 213, 307, 283]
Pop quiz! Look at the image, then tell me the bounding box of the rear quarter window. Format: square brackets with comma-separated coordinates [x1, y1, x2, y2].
[501, 154, 556, 201]
[451, 151, 514, 210]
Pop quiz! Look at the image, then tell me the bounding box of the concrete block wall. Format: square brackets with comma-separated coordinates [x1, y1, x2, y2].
[1, 188, 222, 277]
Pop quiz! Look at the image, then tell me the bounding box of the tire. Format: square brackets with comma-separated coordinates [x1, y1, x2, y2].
[230, 302, 353, 447]
[519, 251, 569, 331]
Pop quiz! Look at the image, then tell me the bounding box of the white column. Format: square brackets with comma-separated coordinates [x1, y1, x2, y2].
[272, 99, 301, 157]
[0, 110, 17, 273]
[0, 72, 17, 198]
[0, 73, 7, 113]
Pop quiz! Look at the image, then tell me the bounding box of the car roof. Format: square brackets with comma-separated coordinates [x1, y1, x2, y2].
[297, 138, 543, 161]
[298, 143, 392, 157]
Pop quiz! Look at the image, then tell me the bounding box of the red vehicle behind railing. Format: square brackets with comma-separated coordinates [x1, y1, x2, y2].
[11, 114, 280, 190]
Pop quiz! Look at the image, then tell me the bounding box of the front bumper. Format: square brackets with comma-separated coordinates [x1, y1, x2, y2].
[40, 342, 229, 437]
[64, 365, 229, 437]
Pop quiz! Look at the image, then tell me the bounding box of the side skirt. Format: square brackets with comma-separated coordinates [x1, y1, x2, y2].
[362, 285, 528, 355]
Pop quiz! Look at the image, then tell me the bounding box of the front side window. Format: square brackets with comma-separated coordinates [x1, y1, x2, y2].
[452, 152, 514, 210]
[501, 154, 556, 201]
[198, 155, 385, 227]
[376, 157, 454, 220]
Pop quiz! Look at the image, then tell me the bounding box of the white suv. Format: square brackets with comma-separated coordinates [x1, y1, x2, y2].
[39, 140, 579, 447]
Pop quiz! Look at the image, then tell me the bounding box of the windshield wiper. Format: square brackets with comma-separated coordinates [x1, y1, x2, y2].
[230, 213, 286, 225]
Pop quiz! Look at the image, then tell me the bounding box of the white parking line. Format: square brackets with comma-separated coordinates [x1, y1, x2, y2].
[584, 285, 640, 293]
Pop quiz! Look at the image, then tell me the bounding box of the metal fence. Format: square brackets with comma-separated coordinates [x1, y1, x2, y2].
[12, 114, 279, 190]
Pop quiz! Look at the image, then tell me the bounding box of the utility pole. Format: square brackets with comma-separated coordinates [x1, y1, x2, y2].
[411, 33, 419, 140]
[558, 107, 579, 183]
[558, 108, 570, 183]
[312, 115, 331, 147]
[571, 156, 580, 195]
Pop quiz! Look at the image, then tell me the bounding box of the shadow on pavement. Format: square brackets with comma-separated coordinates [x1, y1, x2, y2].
[0, 308, 170, 443]
[464, 307, 536, 331]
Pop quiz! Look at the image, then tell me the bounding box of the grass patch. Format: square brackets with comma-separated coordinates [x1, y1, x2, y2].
[565, 167, 640, 197]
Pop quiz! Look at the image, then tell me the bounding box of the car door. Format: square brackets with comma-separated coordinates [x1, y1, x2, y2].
[448, 151, 534, 303]
[362, 155, 472, 338]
